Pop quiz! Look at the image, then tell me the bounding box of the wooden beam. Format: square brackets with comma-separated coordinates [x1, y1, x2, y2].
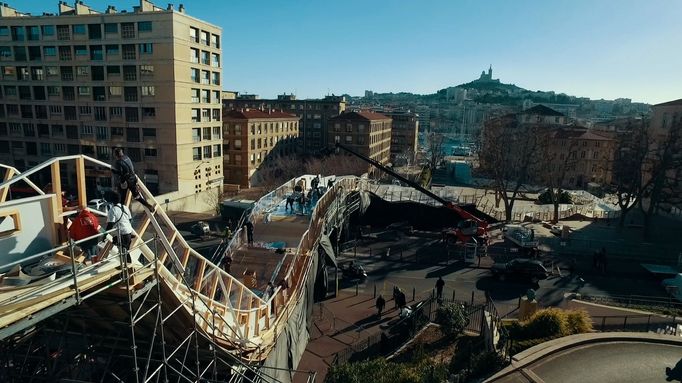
[193, 259, 207, 291]
[0, 168, 15, 203]
[208, 273, 220, 304]
[75, 157, 87, 209]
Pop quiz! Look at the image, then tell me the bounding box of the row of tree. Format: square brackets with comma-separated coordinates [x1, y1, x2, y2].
[479, 116, 681, 238]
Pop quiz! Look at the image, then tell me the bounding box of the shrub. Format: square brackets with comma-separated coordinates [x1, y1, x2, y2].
[435, 303, 469, 337]
[325, 358, 414, 383]
[537, 190, 572, 204]
[523, 308, 569, 338]
[565, 309, 592, 334]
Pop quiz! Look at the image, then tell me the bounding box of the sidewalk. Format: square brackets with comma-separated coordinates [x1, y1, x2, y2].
[293, 291, 402, 383]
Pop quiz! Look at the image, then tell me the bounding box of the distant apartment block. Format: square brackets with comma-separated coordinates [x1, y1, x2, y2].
[0, 1, 223, 197]
[376, 110, 418, 166]
[222, 109, 299, 187]
[329, 111, 392, 172]
[223, 94, 345, 153]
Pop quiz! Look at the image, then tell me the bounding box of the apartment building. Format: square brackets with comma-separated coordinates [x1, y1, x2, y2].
[0, 1, 223, 197]
[547, 128, 616, 188]
[328, 111, 392, 172]
[222, 109, 300, 187]
[223, 94, 345, 154]
[381, 110, 419, 166]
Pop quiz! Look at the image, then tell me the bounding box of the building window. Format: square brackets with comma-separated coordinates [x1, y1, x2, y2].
[77, 66, 89, 76]
[191, 108, 200, 122]
[78, 86, 90, 95]
[144, 148, 157, 157]
[141, 86, 155, 96]
[87, 24, 102, 39]
[106, 44, 119, 56]
[211, 72, 220, 85]
[107, 65, 121, 76]
[104, 23, 118, 34]
[126, 127, 140, 142]
[139, 108, 155, 119]
[96, 126, 109, 140]
[201, 31, 209, 45]
[211, 53, 220, 67]
[124, 86, 137, 102]
[142, 128, 156, 138]
[203, 127, 211, 141]
[59, 46, 72, 60]
[109, 86, 122, 96]
[121, 23, 135, 38]
[75, 45, 88, 56]
[201, 50, 209, 65]
[122, 44, 136, 60]
[234, 139, 242, 149]
[42, 25, 55, 36]
[203, 146, 212, 159]
[192, 147, 201, 161]
[43, 46, 56, 56]
[57, 25, 70, 40]
[125, 107, 139, 122]
[79, 105, 92, 115]
[122, 65, 136, 80]
[97, 145, 111, 160]
[139, 43, 153, 54]
[110, 106, 123, 118]
[72, 24, 86, 35]
[212, 126, 221, 140]
[192, 128, 201, 142]
[191, 68, 200, 83]
[213, 144, 221, 157]
[191, 88, 200, 103]
[140, 65, 154, 76]
[138, 21, 152, 32]
[211, 34, 220, 48]
[111, 126, 124, 136]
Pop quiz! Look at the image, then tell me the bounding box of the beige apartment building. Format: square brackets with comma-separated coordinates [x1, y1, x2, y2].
[328, 111, 392, 171]
[0, 0, 223, 197]
[222, 109, 300, 187]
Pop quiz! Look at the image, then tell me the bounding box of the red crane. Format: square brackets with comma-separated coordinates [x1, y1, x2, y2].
[334, 143, 488, 244]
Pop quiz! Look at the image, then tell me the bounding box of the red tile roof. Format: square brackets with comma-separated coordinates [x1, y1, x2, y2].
[223, 109, 299, 120]
[329, 111, 391, 121]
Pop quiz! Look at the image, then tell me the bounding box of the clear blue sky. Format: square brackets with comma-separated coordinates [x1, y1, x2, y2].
[17, 0, 682, 104]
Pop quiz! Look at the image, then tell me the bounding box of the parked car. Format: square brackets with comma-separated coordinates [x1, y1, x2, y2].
[491, 258, 549, 283]
[550, 224, 563, 235]
[191, 221, 210, 238]
[87, 199, 109, 214]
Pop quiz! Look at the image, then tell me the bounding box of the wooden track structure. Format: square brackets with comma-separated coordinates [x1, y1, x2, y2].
[0, 155, 361, 368]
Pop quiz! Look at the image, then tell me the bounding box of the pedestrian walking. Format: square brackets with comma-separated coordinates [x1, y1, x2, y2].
[111, 148, 153, 210]
[244, 220, 254, 245]
[224, 225, 233, 240]
[375, 295, 386, 319]
[435, 276, 445, 300]
[397, 289, 406, 308]
[221, 255, 232, 274]
[393, 286, 400, 309]
[285, 194, 294, 211]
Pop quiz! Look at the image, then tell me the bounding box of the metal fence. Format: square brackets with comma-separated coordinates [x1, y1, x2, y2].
[591, 314, 681, 335]
[578, 294, 682, 314]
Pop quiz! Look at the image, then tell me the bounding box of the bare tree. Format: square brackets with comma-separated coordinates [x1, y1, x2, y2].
[202, 185, 229, 216]
[640, 118, 682, 239]
[251, 153, 306, 192]
[611, 119, 650, 227]
[479, 116, 542, 221]
[424, 132, 445, 170]
[305, 153, 368, 177]
[537, 129, 579, 223]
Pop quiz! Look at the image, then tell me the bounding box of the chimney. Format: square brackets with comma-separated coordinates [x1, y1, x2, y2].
[167, 3, 173, 11]
[178, 3, 185, 13]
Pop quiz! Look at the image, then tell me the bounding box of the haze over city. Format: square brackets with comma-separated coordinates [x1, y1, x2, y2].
[18, 0, 682, 104]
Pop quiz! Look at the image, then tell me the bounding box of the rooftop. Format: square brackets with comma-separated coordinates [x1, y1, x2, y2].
[519, 105, 565, 117]
[330, 110, 391, 121]
[223, 109, 300, 120]
[653, 99, 682, 107]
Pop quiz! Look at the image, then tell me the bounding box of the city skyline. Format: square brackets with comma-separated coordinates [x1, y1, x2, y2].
[15, 0, 682, 104]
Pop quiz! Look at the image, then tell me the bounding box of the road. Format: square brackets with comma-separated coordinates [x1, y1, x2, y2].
[336, 235, 669, 315]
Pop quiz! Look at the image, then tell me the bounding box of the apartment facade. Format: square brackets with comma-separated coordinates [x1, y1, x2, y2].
[0, 1, 223, 197]
[222, 110, 299, 187]
[547, 128, 616, 188]
[328, 111, 392, 171]
[382, 111, 418, 166]
[223, 94, 345, 154]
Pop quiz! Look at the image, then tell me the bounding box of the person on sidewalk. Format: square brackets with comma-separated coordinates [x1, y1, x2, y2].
[375, 295, 386, 319]
[244, 220, 254, 245]
[435, 277, 445, 301]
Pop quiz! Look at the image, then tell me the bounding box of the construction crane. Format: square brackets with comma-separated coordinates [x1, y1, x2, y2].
[335, 143, 488, 244]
